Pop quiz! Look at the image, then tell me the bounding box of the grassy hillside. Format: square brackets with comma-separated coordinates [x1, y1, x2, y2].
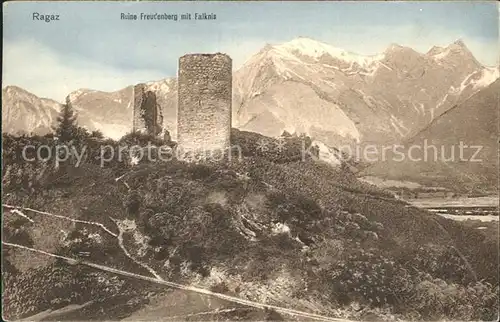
[2, 129, 498, 321]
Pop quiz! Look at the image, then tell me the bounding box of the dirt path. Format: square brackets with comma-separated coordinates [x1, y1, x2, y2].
[3, 241, 350, 322]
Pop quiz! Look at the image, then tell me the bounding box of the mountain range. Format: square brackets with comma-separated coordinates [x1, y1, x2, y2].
[3, 37, 498, 144]
[233, 38, 498, 147]
[2, 37, 498, 191]
[2, 86, 61, 135]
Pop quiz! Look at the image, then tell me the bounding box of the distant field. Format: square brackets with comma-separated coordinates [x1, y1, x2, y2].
[407, 197, 498, 238]
[409, 196, 499, 208]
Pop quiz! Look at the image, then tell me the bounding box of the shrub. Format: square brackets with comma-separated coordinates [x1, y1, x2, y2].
[266, 191, 323, 239]
[410, 279, 499, 320]
[188, 163, 214, 180]
[230, 128, 319, 163]
[3, 223, 34, 248]
[124, 190, 141, 217]
[264, 308, 285, 321]
[209, 281, 230, 294]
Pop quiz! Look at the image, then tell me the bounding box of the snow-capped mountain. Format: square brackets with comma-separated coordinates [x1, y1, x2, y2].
[233, 37, 498, 146]
[2, 37, 498, 145]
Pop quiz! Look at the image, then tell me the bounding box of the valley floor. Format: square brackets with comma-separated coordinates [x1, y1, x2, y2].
[409, 196, 499, 208]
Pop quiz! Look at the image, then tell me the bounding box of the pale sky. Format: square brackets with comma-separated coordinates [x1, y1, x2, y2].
[3, 1, 499, 102]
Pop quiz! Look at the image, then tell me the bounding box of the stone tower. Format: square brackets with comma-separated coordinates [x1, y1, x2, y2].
[177, 53, 232, 152]
[133, 83, 163, 136]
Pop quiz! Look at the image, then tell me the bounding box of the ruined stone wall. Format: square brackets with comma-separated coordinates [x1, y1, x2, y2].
[133, 83, 163, 136]
[177, 53, 232, 152]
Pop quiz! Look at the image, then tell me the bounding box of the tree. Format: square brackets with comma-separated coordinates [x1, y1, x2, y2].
[90, 130, 104, 139]
[54, 96, 78, 143]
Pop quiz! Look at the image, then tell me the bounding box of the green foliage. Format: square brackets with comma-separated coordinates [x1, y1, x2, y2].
[318, 245, 499, 320]
[231, 128, 319, 163]
[125, 190, 141, 217]
[90, 130, 104, 139]
[53, 97, 79, 143]
[1, 129, 498, 321]
[264, 308, 285, 321]
[188, 163, 214, 180]
[2, 260, 148, 320]
[209, 281, 230, 294]
[408, 279, 499, 320]
[3, 226, 34, 249]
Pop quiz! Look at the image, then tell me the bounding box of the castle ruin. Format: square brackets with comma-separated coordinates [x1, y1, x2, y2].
[133, 83, 164, 136]
[177, 53, 232, 152]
